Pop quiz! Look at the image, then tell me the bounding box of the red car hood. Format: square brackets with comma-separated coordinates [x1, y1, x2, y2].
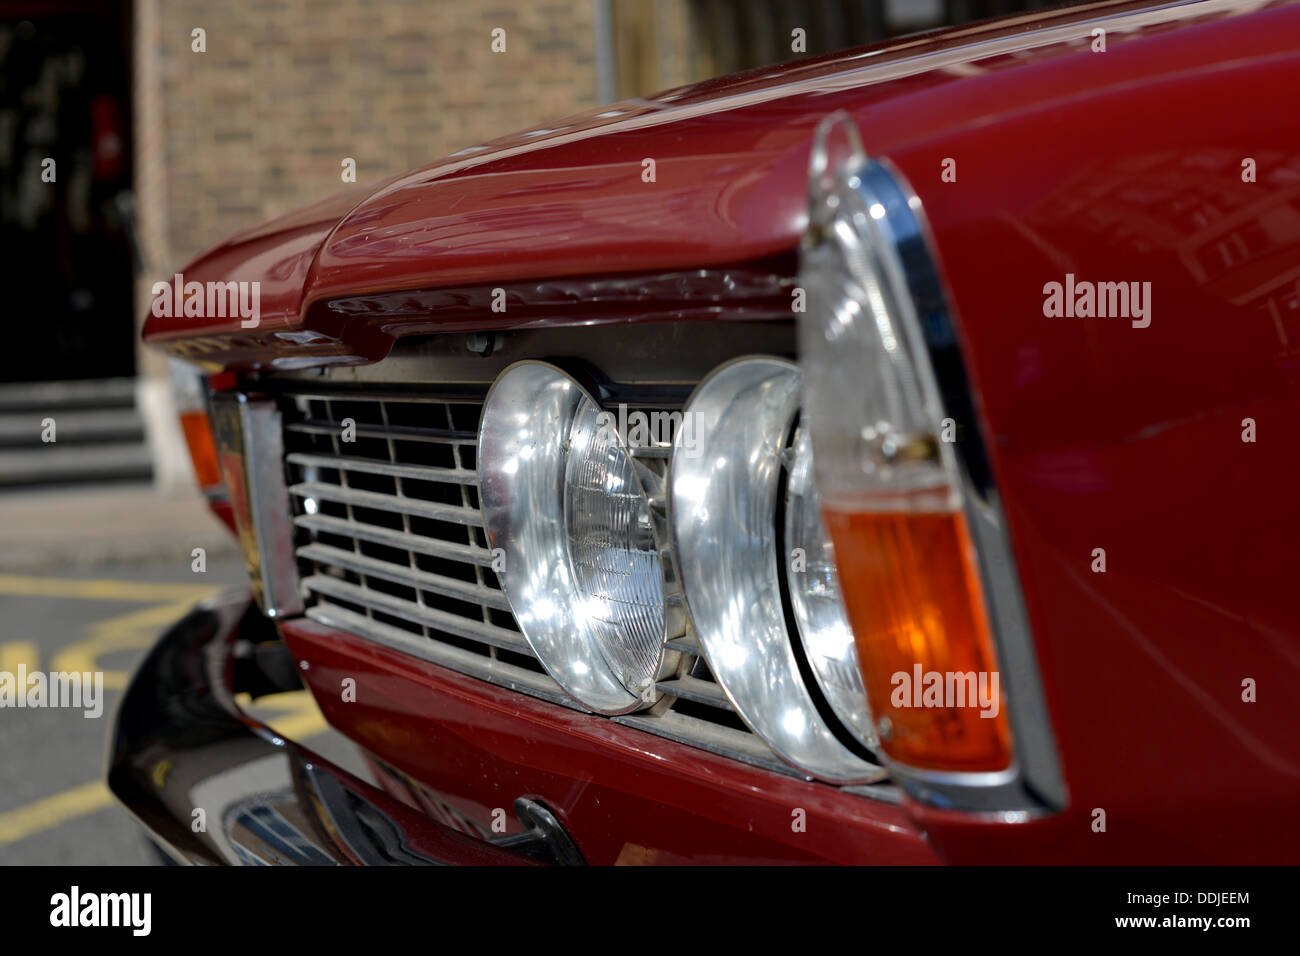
[145, 0, 1282, 369]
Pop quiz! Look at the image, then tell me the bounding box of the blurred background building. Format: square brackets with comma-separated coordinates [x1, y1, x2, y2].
[0, 0, 1053, 494]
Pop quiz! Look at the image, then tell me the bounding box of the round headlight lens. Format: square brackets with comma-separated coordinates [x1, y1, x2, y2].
[478, 362, 666, 714]
[785, 426, 878, 751]
[670, 357, 880, 783]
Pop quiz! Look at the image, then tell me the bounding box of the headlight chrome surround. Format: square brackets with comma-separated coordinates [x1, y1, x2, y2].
[784, 425, 878, 752]
[669, 357, 882, 784]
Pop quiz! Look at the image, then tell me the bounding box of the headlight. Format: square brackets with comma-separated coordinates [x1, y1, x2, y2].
[669, 357, 881, 783]
[477, 361, 668, 715]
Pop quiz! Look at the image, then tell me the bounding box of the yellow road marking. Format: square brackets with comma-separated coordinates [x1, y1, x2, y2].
[0, 575, 331, 849]
[0, 694, 329, 849]
[0, 781, 112, 846]
[0, 574, 213, 603]
[151, 759, 173, 790]
[53, 600, 197, 690]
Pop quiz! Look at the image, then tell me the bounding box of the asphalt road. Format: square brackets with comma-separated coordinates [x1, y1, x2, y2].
[0, 555, 246, 864]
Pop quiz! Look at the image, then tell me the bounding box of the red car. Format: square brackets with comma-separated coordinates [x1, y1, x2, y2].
[109, 0, 1300, 865]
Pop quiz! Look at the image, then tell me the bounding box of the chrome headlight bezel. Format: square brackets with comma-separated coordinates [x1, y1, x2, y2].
[783, 424, 878, 752]
[668, 356, 882, 784]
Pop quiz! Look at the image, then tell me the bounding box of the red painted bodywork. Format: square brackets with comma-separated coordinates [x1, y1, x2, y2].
[281, 618, 937, 865]
[148, 0, 1300, 862]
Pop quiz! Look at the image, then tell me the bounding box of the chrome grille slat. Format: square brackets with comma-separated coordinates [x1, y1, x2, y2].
[278, 391, 479, 405]
[664, 634, 702, 654]
[655, 675, 731, 708]
[285, 419, 475, 444]
[292, 513, 495, 566]
[288, 481, 482, 526]
[302, 574, 527, 653]
[305, 603, 574, 706]
[286, 451, 477, 485]
[298, 543, 511, 612]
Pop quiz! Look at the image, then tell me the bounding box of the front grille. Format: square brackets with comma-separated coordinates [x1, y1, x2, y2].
[279, 387, 804, 778]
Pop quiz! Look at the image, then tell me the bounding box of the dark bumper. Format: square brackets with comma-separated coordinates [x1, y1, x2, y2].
[106, 588, 537, 865]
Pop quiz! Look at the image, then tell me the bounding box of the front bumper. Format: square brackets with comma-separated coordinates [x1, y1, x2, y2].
[106, 588, 537, 865]
[111, 588, 942, 864]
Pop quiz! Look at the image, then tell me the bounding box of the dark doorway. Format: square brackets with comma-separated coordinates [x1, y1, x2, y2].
[0, 0, 135, 383]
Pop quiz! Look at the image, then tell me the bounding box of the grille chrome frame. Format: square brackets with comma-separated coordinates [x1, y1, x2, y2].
[276, 386, 831, 782]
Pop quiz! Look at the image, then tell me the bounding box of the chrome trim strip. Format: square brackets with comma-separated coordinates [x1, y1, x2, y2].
[209, 393, 303, 619]
[614, 711, 806, 779]
[263, 321, 797, 388]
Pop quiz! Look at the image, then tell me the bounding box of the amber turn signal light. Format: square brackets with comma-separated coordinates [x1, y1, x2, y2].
[170, 359, 227, 494]
[825, 508, 1011, 773]
[179, 409, 223, 491]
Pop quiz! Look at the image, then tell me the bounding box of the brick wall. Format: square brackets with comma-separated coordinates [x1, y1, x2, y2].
[135, 0, 600, 293]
